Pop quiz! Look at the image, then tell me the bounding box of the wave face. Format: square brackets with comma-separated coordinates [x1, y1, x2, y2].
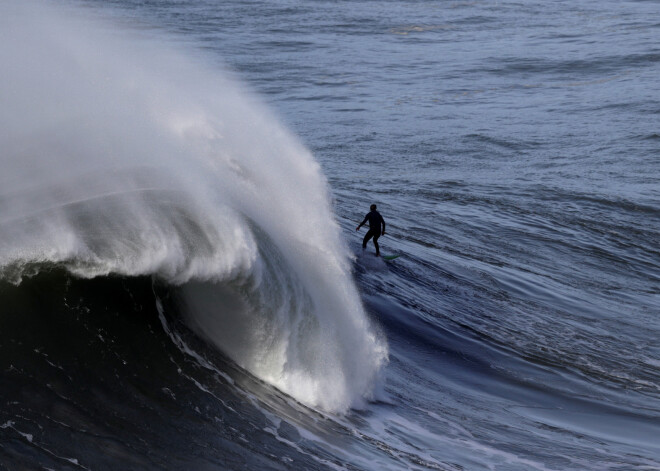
[0, 1, 386, 412]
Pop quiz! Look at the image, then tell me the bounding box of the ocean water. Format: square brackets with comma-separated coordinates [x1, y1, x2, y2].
[1, 1, 659, 470]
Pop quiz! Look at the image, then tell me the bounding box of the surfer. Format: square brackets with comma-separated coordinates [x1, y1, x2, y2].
[356, 204, 386, 256]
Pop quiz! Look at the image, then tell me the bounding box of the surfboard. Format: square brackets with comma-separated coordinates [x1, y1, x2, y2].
[382, 254, 400, 261]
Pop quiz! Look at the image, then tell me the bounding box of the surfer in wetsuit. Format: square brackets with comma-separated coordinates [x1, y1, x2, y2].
[356, 204, 386, 256]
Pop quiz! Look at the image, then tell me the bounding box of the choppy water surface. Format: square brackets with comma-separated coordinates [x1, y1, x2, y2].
[1, 1, 658, 470]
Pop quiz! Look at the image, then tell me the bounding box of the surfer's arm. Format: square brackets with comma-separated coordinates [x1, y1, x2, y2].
[381, 218, 386, 235]
[356, 214, 368, 231]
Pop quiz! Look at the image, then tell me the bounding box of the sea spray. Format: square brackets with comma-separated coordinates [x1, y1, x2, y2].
[0, 1, 387, 411]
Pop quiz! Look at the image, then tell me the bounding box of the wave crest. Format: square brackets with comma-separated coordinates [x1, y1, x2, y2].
[0, 1, 387, 412]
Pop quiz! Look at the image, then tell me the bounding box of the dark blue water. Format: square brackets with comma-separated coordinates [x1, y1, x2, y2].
[1, 1, 659, 470]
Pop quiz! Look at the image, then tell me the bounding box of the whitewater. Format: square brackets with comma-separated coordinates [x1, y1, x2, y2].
[0, 1, 386, 412]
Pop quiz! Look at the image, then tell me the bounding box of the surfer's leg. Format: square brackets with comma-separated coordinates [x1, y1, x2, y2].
[373, 233, 380, 256]
[362, 229, 374, 248]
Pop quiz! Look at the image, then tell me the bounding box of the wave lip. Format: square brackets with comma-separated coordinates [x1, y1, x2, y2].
[0, 0, 387, 412]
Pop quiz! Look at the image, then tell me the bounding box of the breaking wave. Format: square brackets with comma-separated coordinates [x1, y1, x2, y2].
[0, 1, 387, 412]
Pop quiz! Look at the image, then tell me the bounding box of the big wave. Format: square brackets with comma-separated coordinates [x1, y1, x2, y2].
[0, 1, 387, 412]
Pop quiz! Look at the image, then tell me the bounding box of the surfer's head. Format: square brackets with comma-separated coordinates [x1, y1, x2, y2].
[370, 204, 377, 211]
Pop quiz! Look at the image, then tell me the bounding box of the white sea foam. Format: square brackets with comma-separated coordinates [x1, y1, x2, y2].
[0, 1, 387, 412]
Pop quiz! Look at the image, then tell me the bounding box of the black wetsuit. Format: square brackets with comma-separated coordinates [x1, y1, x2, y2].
[360, 210, 385, 255]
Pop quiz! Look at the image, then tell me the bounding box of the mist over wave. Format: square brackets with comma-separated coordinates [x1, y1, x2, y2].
[0, 1, 387, 412]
